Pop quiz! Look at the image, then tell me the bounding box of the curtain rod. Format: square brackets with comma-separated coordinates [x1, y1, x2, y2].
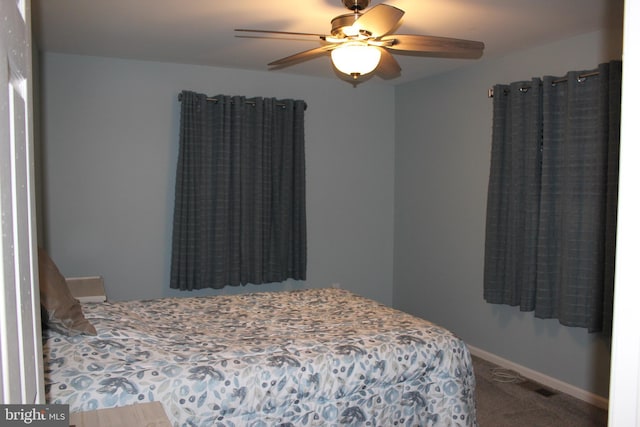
[487, 71, 600, 98]
[177, 93, 307, 110]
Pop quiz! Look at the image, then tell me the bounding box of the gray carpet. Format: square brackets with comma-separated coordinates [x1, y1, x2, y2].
[473, 355, 608, 427]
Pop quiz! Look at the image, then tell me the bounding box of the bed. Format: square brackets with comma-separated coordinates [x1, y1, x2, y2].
[42, 287, 477, 426]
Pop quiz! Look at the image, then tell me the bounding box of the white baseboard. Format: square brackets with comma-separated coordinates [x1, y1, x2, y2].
[467, 345, 609, 410]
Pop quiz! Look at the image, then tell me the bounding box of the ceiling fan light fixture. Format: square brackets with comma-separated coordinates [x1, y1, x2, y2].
[331, 42, 381, 79]
[237, 2, 484, 83]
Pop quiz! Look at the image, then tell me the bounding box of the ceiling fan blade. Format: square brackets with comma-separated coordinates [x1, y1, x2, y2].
[268, 44, 337, 68]
[235, 28, 325, 38]
[376, 48, 401, 80]
[353, 4, 404, 37]
[383, 34, 484, 58]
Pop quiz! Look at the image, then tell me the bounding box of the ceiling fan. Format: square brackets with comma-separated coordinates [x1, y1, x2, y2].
[235, 0, 484, 82]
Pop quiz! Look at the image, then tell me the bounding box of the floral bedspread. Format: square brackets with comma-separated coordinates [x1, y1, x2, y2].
[43, 288, 477, 426]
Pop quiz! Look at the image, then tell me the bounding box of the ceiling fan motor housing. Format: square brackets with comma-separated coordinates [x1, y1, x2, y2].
[342, 0, 370, 11]
[331, 14, 357, 37]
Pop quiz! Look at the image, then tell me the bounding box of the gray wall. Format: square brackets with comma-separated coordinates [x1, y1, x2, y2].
[40, 53, 395, 305]
[393, 29, 622, 398]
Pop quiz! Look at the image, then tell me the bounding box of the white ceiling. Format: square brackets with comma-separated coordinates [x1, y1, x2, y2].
[31, 0, 625, 85]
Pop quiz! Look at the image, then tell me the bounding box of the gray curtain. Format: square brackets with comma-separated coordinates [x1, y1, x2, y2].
[170, 91, 307, 290]
[484, 61, 621, 332]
